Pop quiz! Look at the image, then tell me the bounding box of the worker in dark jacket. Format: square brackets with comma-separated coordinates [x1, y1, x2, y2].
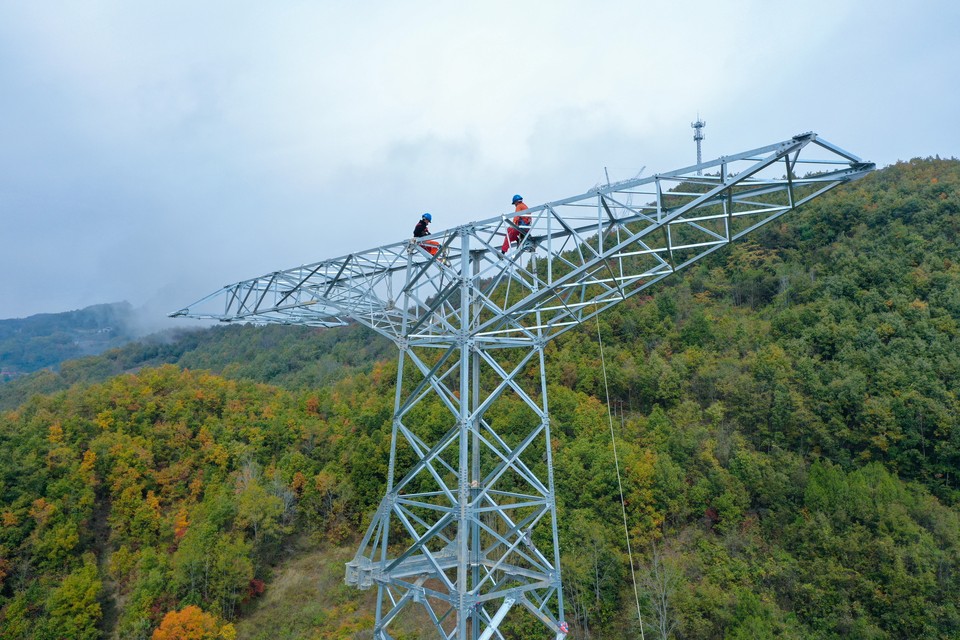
[413, 212, 432, 238]
[413, 213, 440, 256]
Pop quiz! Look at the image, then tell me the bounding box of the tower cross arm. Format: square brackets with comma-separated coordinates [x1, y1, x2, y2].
[172, 133, 873, 345]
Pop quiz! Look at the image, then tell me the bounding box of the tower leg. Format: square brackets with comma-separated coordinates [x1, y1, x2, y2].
[345, 340, 566, 638]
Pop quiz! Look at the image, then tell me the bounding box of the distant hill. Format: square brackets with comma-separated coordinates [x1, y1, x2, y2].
[0, 321, 393, 411]
[0, 302, 142, 379]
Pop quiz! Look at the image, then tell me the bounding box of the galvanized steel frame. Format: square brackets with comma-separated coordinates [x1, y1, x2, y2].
[172, 133, 873, 639]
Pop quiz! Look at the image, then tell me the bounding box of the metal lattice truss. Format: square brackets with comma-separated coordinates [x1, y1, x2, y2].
[172, 133, 873, 639]
[172, 133, 873, 349]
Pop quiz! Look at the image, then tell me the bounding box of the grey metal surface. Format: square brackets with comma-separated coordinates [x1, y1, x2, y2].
[172, 133, 873, 638]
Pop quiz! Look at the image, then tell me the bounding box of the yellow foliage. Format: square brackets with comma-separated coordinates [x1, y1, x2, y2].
[47, 422, 64, 444]
[95, 411, 114, 431]
[207, 444, 230, 468]
[189, 475, 204, 501]
[80, 449, 97, 474]
[29, 498, 55, 526]
[314, 470, 335, 494]
[174, 507, 190, 540]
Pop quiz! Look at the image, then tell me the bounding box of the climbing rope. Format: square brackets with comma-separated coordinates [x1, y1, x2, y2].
[595, 314, 646, 640]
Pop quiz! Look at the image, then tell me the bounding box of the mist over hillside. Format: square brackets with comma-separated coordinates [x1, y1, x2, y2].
[0, 302, 141, 378]
[0, 319, 392, 412]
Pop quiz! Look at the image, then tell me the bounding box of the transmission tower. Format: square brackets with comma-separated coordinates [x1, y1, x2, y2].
[172, 133, 873, 639]
[692, 116, 706, 175]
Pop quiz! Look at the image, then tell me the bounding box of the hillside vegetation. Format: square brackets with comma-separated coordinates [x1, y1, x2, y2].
[1, 158, 959, 639]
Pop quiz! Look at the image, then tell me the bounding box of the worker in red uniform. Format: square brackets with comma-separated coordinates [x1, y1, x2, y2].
[501, 194, 531, 253]
[413, 213, 441, 256]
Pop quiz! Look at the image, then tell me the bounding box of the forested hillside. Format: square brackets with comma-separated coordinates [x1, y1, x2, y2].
[1, 158, 959, 639]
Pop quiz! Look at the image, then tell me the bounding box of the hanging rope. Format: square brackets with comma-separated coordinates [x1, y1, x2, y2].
[595, 314, 646, 640]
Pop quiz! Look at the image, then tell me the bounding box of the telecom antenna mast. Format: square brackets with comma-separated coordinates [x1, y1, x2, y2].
[173, 133, 873, 639]
[692, 116, 706, 174]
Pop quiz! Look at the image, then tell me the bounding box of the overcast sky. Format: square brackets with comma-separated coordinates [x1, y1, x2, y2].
[1, 1, 957, 324]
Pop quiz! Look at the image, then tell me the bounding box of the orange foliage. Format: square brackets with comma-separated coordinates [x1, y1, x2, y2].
[189, 474, 204, 501]
[291, 471, 306, 497]
[151, 605, 219, 640]
[174, 508, 190, 541]
[29, 498, 55, 526]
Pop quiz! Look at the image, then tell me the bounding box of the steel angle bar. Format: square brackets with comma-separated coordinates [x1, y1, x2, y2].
[387, 512, 457, 571]
[791, 176, 862, 208]
[398, 489, 456, 500]
[554, 268, 665, 288]
[400, 347, 462, 414]
[476, 598, 514, 640]
[473, 348, 544, 410]
[526, 585, 559, 608]
[808, 137, 868, 164]
[516, 594, 563, 633]
[474, 537, 548, 591]
[393, 508, 455, 547]
[410, 362, 460, 413]
[668, 209, 740, 230]
[389, 515, 457, 591]
[471, 497, 549, 514]
[395, 496, 460, 515]
[476, 513, 552, 573]
[725, 204, 790, 218]
[475, 425, 550, 497]
[384, 424, 460, 500]
[392, 424, 459, 496]
[473, 428, 548, 497]
[466, 360, 542, 420]
[383, 578, 459, 606]
[668, 238, 729, 252]
[482, 487, 551, 503]
[377, 581, 423, 629]
[393, 491, 457, 524]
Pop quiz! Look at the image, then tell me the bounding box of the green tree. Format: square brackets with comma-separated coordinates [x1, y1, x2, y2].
[36, 556, 102, 640]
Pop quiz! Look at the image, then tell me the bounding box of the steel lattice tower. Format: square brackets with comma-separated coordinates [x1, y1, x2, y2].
[173, 133, 873, 639]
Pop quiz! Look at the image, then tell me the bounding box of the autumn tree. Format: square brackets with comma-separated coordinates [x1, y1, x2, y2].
[152, 605, 226, 640]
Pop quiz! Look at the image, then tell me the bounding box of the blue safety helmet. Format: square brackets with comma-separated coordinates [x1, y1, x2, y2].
[512, 194, 523, 204]
[422, 213, 432, 222]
